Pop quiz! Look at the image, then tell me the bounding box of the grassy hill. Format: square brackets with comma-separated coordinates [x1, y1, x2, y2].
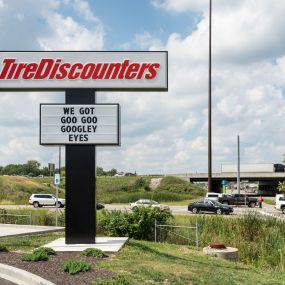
[0, 175, 205, 205]
[0, 176, 64, 205]
[97, 176, 206, 204]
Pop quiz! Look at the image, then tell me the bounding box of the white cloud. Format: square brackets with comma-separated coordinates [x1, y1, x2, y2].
[1, 0, 285, 175]
[72, 0, 99, 22]
[38, 13, 104, 50]
[97, 0, 285, 174]
[151, 0, 208, 13]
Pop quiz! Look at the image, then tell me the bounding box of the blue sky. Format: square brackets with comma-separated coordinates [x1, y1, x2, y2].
[59, 0, 199, 49]
[0, 0, 285, 174]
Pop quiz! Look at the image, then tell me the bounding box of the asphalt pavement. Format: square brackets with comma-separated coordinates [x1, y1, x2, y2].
[1, 203, 284, 218]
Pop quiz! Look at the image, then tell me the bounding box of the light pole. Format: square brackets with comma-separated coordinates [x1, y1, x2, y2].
[237, 135, 240, 194]
[208, 0, 212, 192]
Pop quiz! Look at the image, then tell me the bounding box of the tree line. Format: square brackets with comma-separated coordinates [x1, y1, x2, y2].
[0, 160, 118, 177]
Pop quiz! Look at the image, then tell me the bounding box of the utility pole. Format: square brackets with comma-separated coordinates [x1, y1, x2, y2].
[208, 0, 212, 192]
[237, 135, 240, 194]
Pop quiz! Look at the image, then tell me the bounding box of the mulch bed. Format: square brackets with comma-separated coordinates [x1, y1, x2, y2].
[0, 252, 115, 285]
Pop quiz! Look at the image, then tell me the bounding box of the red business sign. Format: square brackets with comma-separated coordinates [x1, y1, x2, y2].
[0, 51, 168, 91]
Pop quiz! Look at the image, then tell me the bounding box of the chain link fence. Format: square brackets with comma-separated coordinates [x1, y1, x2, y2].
[154, 220, 199, 247]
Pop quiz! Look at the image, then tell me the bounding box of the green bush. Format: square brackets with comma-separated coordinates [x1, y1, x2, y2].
[134, 177, 150, 191]
[99, 207, 173, 240]
[93, 275, 132, 285]
[33, 247, 56, 256]
[81, 248, 107, 258]
[22, 251, 49, 262]
[157, 176, 206, 196]
[63, 260, 91, 275]
[0, 245, 8, 252]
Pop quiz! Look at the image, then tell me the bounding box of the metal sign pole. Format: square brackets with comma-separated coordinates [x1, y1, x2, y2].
[65, 89, 96, 244]
[54, 173, 60, 227]
[56, 184, 58, 227]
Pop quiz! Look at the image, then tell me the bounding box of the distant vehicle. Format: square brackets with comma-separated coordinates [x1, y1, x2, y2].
[218, 194, 257, 207]
[124, 172, 136, 176]
[276, 194, 285, 214]
[114, 172, 124, 177]
[29, 194, 65, 208]
[205, 192, 223, 201]
[188, 200, 233, 215]
[130, 199, 169, 211]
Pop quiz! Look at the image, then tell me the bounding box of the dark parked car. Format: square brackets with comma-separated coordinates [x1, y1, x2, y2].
[188, 200, 233, 215]
[124, 172, 137, 176]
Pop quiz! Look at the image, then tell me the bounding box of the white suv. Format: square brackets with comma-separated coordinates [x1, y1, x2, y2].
[29, 194, 65, 208]
[205, 192, 223, 201]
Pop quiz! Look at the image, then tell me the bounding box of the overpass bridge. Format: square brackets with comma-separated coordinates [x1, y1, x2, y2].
[170, 172, 285, 195]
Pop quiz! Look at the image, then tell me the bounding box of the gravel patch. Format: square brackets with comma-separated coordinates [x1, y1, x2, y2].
[0, 252, 114, 285]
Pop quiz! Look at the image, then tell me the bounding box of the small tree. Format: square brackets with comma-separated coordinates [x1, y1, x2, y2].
[96, 167, 105, 176]
[278, 181, 285, 194]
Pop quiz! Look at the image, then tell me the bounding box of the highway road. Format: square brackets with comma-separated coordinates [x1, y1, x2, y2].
[1, 203, 284, 218]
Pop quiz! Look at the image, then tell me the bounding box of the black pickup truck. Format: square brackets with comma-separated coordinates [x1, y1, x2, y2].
[218, 194, 257, 208]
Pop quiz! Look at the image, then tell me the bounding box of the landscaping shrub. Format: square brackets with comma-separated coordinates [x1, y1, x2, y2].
[22, 251, 48, 262]
[99, 207, 173, 240]
[134, 177, 150, 191]
[33, 247, 56, 256]
[81, 248, 107, 258]
[93, 275, 132, 285]
[63, 260, 91, 275]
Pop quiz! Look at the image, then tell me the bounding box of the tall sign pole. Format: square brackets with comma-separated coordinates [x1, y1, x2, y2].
[208, 0, 212, 192]
[65, 89, 96, 244]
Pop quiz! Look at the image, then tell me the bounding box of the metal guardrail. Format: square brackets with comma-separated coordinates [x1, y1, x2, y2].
[0, 213, 32, 225]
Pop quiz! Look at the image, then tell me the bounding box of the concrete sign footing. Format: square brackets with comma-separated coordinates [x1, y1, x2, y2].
[43, 237, 129, 252]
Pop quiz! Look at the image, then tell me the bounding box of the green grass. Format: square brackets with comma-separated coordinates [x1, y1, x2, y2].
[96, 240, 285, 285]
[0, 176, 64, 204]
[0, 232, 64, 252]
[263, 198, 275, 205]
[172, 213, 285, 271]
[0, 208, 65, 226]
[1, 230, 285, 284]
